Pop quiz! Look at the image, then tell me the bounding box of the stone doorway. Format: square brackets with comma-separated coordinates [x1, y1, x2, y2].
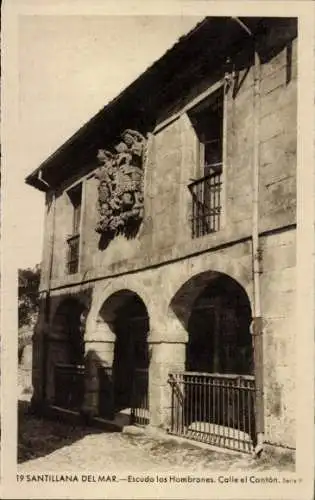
[97, 290, 150, 423]
[186, 274, 253, 375]
[49, 297, 86, 409]
[168, 271, 256, 452]
[113, 294, 149, 411]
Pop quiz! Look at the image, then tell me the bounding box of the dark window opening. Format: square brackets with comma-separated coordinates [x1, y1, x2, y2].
[188, 88, 224, 238]
[69, 184, 82, 235]
[67, 184, 82, 274]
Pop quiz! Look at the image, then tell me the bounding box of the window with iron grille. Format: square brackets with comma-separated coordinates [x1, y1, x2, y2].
[67, 183, 82, 274]
[188, 87, 224, 238]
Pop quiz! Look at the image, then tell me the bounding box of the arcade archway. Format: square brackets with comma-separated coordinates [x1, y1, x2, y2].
[168, 271, 256, 452]
[97, 289, 150, 423]
[49, 297, 87, 409]
[186, 273, 253, 375]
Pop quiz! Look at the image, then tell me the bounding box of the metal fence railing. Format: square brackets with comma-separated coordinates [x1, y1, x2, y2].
[54, 363, 85, 411]
[168, 371, 256, 453]
[131, 368, 149, 426]
[188, 171, 222, 238]
[66, 234, 80, 274]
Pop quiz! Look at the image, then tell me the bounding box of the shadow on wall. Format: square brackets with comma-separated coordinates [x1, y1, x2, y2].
[84, 349, 115, 420]
[85, 345, 151, 422]
[98, 219, 142, 251]
[90, 289, 150, 417]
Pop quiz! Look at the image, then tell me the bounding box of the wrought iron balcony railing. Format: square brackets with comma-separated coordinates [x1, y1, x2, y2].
[66, 233, 80, 274]
[188, 167, 222, 238]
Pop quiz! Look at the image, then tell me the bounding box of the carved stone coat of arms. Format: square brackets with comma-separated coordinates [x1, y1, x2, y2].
[95, 129, 147, 235]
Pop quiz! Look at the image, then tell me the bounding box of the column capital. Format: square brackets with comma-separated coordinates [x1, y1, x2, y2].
[148, 329, 188, 344]
[85, 322, 116, 343]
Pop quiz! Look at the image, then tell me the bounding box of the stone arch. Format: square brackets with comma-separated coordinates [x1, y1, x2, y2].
[165, 251, 251, 303]
[51, 296, 87, 365]
[161, 250, 252, 338]
[86, 278, 154, 341]
[87, 285, 151, 416]
[46, 295, 89, 406]
[49, 290, 91, 328]
[168, 269, 253, 375]
[166, 269, 256, 445]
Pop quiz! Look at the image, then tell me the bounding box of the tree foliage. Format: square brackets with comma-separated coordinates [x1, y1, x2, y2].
[18, 265, 41, 329]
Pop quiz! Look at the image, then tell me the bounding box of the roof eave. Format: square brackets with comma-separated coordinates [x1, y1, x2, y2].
[26, 16, 272, 191]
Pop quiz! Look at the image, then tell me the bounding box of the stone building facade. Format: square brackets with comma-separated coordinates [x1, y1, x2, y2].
[26, 17, 297, 453]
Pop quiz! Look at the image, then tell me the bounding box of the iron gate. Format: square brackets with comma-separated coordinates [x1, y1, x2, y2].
[168, 372, 256, 453]
[131, 368, 149, 426]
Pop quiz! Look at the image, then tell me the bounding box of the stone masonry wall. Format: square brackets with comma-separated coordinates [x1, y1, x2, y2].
[35, 21, 298, 450]
[77, 230, 296, 447]
[260, 229, 296, 448]
[41, 30, 297, 286]
[259, 37, 297, 232]
[81, 241, 253, 428]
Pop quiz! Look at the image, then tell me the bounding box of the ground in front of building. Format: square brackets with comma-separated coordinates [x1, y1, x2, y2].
[18, 400, 294, 474]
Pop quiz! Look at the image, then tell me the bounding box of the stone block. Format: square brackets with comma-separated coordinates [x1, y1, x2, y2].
[261, 47, 286, 79]
[259, 130, 296, 169]
[226, 172, 253, 200]
[154, 119, 181, 152]
[259, 178, 296, 229]
[261, 266, 296, 294]
[262, 229, 296, 249]
[228, 193, 253, 223]
[261, 64, 287, 96]
[262, 290, 295, 317]
[263, 385, 295, 448]
[264, 326, 295, 361]
[229, 86, 254, 125]
[261, 239, 296, 272]
[260, 102, 297, 144]
[260, 78, 297, 119]
[150, 342, 186, 365]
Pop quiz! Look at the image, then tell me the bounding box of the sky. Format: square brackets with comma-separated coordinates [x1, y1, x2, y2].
[15, 14, 204, 269]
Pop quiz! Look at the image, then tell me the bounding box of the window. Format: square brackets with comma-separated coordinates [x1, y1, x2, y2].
[67, 183, 82, 274]
[188, 87, 224, 238]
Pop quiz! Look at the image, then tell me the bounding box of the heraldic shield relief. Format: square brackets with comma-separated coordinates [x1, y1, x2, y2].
[95, 129, 147, 236]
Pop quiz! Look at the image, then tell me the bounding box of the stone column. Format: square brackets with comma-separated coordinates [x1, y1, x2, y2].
[30, 297, 48, 412]
[148, 315, 187, 429]
[82, 321, 116, 419]
[149, 341, 186, 429]
[30, 320, 46, 411]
